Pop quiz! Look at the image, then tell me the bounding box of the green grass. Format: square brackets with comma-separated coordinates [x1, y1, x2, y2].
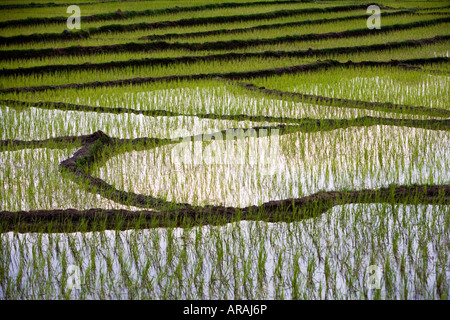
[1, 0, 449, 301]
[0, 49, 447, 93]
[2, 202, 447, 299]
[227, 23, 450, 53]
[93, 125, 449, 207]
[4, 11, 439, 50]
[1, 32, 448, 71]
[0, 8, 401, 47]
[0, 55, 318, 89]
[251, 65, 450, 110]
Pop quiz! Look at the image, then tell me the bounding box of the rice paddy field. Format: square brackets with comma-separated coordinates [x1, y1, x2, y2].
[0, 0, 449, 302]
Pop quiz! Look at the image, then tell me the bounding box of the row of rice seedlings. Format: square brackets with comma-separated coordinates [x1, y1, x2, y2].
[131, 8, 380, 39]
[3, 13, 444, 51]
[0, 104, 275, 140]
[0, 147, 141, 211]
[420, 61, 450, 72]
[384, 0, 450, 9]
[251, 65, 450, 110]
[160, 14, 441, 44]
[93, 125, 450, 207]
[1, 8, 403, 49]
[1, 0, 138, 4]
[226, 22, 450, 53]
[0, 1, 327, 36]
[0, 0, 314, 22]
[316, 43, 450, 62]
[2, 23, 447, 70]
[0, 31, 448, 86]
[1, 202, 448, 299]
[0, 0, 259, 21]
[0, 5, 350, 40]
[3, 36, 450, 90]
[137, 9, 405, 40]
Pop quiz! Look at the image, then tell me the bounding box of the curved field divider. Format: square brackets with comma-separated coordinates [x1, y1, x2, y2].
[230, 79, 450, 118]
[0, 0, 155, 10]
[2, 117, 449, 152]
[0, 127, 448, 232]
[0, 0, 311, 27]
[0, 58, 447, 94]
[1, 184, 448, 233]
[1, 35, 448, 77]
[0, 8, 408, 45]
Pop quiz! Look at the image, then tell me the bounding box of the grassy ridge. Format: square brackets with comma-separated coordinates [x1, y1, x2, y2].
[0, 4, 374, 41]
[2, 26, 448, 69]
[0, 0, 157, 10]
[1, 17, 448, 59]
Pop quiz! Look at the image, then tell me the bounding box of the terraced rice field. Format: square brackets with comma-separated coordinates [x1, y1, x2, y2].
[0, 0, 449, 301]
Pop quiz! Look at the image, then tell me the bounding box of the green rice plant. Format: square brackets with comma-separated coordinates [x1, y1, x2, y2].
[0, 1, 330, 37]
[0, 0, 448, 301]
[251, 64, 450, 110]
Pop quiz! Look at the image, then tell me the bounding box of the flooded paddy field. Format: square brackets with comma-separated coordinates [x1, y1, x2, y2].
[0, 0, 449, 300]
